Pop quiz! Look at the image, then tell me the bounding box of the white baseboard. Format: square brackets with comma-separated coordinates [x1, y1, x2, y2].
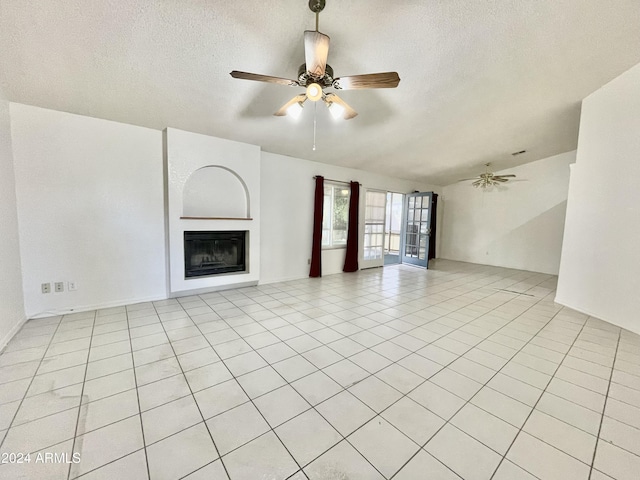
[0, 315, 28, 353]
[27, 294, 169, 319]
[554, 294, 639, 336]
[169, 281, 259, 298]
[259, 275, 308, 285]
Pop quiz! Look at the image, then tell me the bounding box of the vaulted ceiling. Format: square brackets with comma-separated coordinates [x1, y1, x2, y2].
[1, 0, 639, 184]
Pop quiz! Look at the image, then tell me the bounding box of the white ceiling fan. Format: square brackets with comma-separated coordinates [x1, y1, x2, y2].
[229, 0, 400, 120]
[459, 163, 516, 189]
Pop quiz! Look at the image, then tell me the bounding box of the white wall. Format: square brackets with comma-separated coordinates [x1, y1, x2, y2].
[11, 104, 166, 318]
[260, 152, 439, 284]
[439, 151, 575, 275]
[0, 92, 26, 348]
[557, 62, 640, 334]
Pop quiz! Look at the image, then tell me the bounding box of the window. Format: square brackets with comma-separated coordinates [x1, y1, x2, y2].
[322, 184, 350, 248]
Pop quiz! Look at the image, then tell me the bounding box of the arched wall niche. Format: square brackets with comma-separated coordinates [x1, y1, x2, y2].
[182, 166, 250, 218]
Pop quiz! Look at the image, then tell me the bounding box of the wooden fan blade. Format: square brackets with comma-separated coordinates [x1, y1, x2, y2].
[333, 72, 400, 90]
[324, 93, 358, 120]
[494, 177, 509, 182]
[274, 95, 307, 116]
[230, 71, 299, 87]
[304, 31, 330, 79]
[495, 174, 516, 178]
[457, 178, 479, 182]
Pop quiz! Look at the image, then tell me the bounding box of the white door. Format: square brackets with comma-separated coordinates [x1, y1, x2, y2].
[361, 190, 386, 269]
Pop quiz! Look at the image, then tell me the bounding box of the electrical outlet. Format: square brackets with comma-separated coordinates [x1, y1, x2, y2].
[41, 283, 51, 294]
[68, 281, 77, 291]
[55, 282, 64, 293]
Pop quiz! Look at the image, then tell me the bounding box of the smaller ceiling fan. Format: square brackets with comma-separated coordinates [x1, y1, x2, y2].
[459, 163, 516, 189]
[230, 0, 400, 120]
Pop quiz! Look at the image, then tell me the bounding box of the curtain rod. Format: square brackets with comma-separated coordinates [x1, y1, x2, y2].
[313, 176, 362, 186]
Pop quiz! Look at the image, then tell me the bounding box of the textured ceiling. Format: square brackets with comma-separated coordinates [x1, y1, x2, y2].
[1, 0, 639, 185]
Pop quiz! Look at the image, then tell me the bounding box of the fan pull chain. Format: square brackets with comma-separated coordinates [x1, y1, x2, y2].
[312, 101, 317, 151]
[316, 11, 319, 31]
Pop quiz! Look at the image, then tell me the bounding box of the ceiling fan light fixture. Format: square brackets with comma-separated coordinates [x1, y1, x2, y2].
[230, 1, 400, 123]
[287, 101, 304, 119]
[327, 101, 345, 119]
[306, 83, 322, 101]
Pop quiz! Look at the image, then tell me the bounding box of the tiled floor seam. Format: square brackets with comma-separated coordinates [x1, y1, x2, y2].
[292, 282, 561, 477]
[588, 328, 622, 480]
[0, 315, 64, 451]
[123, 306, 152, 480]
[147, 302, 234, 480]
[4, 263, 635, 480]
[488, 317, 592, 479]
[188, 299, 391, 479]
[384, 291, 567, 478]
[66, 310, 98, 480]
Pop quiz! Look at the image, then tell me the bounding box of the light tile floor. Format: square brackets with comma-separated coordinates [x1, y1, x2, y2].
[0, 260, 639, 479]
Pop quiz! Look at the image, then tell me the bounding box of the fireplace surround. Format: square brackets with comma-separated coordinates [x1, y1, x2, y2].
[165, 128, 260, 294]
[184, 231, 246, 278]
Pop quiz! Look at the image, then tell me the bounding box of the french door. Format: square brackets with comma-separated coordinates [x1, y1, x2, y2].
[361, 189, 386, 269]
[401, 192, 433, 268]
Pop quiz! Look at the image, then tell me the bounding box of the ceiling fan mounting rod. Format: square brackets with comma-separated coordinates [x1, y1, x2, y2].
[309, 0, 325, 31]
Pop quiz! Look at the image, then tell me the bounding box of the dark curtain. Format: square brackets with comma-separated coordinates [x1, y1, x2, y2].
[309, 176, 324, 277]
[428, 193, 438, 261]
[343, 181, 360, 272]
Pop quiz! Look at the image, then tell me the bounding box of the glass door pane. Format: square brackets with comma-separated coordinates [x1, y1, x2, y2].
[401, 192, 433, 268]
[361, 190, 387, 269]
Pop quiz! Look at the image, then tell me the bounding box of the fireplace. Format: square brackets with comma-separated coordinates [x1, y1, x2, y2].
[184, 231, 246, 278]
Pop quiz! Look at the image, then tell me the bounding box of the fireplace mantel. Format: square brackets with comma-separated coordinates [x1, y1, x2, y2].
[180, 216, 253, 221]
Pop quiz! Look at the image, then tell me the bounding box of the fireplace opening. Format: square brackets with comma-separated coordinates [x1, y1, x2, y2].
[184, 231, 246, 278]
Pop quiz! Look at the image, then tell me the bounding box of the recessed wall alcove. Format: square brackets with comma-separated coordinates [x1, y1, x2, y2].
[182, 166, 250, 218]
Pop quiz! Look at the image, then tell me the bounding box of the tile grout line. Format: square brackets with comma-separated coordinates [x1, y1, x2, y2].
[327, 276, 561, 478]
[123, 305, 152, 480]
[0, 269, 564, 447]
[0, 314, 65, 451]
[195, 267, 558, 478]
[587, 328, 621, 480]
[383, 283, 566, 479]
[3, 316, 618, 418]
[10, 320, 605, 479]
[145, 301, 234, 480]
[183, 303, 314, 479]
[26, 294, 560, 467]
[1, 263, 635, 480]
[195, 304, 390, 479]
[488, 316, 593, 479]
[50, 273, 550, 479]
[67, 309, 98, 480]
